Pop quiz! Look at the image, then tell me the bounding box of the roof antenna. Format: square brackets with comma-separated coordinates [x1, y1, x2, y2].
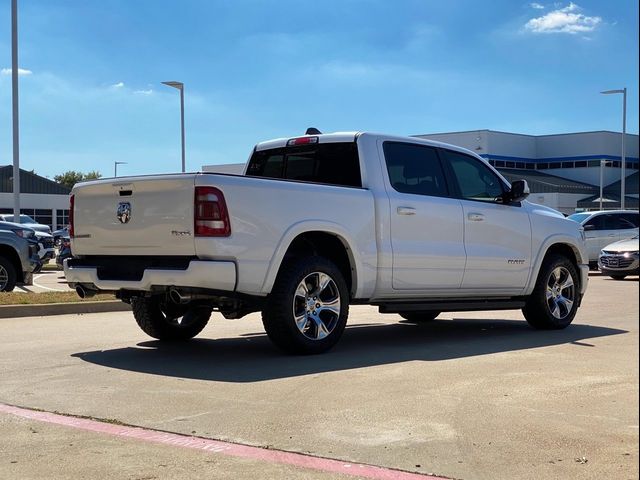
[305, 127, 322, 135]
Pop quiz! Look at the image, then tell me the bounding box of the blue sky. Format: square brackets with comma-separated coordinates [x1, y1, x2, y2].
[0, 0, 638, 178]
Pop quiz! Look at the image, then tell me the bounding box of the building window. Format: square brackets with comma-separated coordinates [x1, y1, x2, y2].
[526, 163, 536, 170]
[494, 160, 505, 167]
[56, 209, 70, 227]
[516, 162, 525, 169]
[548, 162, 561, 169]
[575, 161, 587, 168]
[561, 162, 573, 168]
[537, 163, 548, 169]
[505, 161, 515, 168]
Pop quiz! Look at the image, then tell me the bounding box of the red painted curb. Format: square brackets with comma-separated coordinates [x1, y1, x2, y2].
[1, 403, 448, 480]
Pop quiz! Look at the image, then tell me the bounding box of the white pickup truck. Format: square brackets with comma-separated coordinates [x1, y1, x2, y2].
[65, 131, 589, 354]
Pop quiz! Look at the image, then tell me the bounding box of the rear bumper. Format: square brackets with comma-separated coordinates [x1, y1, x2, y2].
[64, 259, 236, 293]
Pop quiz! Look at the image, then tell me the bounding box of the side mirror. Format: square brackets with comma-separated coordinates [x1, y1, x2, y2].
[583, 224, 595, 231]
[507, 179, 530, 203]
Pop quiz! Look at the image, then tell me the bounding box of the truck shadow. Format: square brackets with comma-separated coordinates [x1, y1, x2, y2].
[72, 319, 626, 383]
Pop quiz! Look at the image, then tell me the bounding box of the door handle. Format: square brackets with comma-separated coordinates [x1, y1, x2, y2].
[397, 207, 416, 216]
[468, 213, 485, 221]
[608, 234, 616, 237]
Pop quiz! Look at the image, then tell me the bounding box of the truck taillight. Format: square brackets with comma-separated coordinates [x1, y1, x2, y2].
[69, 194, 75, 238]
[194, 186, 231, 237]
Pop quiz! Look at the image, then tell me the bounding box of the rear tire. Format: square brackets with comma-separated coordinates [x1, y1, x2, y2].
[399, 311, 440, 322]
[523, 254, 579, 330]
[262, 256, 349, 355]
[609, 275, 626, 280]
[131, 296, 211, 341]
[0, 256, 17, 292]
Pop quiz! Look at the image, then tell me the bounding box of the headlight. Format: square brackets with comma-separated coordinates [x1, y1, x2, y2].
[14, 229, 35, 239]
[599, 250, 605, 256]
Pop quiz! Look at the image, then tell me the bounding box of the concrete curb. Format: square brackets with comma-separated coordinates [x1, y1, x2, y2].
[0, 301, 131, 319]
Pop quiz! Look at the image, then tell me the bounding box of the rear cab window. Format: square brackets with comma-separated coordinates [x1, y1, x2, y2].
[246, 141, 362, 188]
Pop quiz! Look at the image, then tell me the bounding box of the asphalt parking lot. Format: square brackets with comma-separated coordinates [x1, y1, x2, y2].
[1, 272, 638, 480]
[15, 268, 72, 294]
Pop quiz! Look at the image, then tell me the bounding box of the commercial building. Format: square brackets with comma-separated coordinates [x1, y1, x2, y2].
[416, 130, 639, 213]
[0, 166, 71, 229]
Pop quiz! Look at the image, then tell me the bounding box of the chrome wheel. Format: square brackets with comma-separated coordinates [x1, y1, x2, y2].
[545, 266, 575, 320]
[0, 265, 8, 291]
[292, 271, 341, 341]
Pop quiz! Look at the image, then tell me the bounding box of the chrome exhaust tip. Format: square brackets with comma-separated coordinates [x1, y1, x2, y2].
[169, 287, 190, 304]
[76, 285, 96, 299]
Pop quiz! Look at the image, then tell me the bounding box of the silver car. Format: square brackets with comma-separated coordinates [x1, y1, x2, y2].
[567, 210, 639, 269]
[598, 235, 639, 280]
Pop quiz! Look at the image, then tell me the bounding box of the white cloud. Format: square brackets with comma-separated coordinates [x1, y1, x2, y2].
[110, 81, 125, 88]
[525, 2, 601, 34]
[134, 89, 153, 95]
[1, 67, 33, 76]
[530, 3, 545, 9]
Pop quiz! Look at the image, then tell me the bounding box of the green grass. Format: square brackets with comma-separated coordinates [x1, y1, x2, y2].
[0, 291, 117, 305]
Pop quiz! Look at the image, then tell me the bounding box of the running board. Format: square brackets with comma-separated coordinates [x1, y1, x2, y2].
[376, 298, 527, 314]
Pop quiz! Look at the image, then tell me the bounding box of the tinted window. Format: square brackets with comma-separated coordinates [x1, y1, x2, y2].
[441, 149, 505, 202]
[621, 213, 639, 228]
[383, 142, 448, 197]
[246, 142, 361, 187]
[585, 214, 617, 230]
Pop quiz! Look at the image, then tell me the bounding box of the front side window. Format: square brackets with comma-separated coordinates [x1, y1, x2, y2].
[621, 213, 639, 228]
[585, 214, 618, 231]
[382, 142, 449, 197]
[441, 149, 505, 202]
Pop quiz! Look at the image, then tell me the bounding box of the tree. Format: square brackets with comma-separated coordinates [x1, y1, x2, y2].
[54, 170, 102, 189]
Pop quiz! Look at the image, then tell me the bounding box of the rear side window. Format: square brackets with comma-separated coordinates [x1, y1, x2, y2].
[246, 142, 361, 188]
[383, 142, 449, 197]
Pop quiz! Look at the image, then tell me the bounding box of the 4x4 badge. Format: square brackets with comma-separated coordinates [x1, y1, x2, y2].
[117, 202, 131, 224]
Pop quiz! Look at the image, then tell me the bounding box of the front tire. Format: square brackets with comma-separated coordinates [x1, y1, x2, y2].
[262, 256, 349, 354]
[523, 254, 579, 330]
[609, 275, 626, 280]
[0, 256, 17, 292]
[131, 296, 211, 341]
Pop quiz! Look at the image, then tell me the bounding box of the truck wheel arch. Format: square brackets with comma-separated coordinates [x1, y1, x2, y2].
[261, 224, 361, 298]
[527, 239, 584, 294]
[0, 245, 24, 284]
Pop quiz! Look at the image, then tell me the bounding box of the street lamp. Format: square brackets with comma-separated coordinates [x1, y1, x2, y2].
[601, 88, 627, 209]
[162, 81, 186, 173]
[11, 0, 20, 223]
[599, 160, 612, 211]
[114, 161, 127, 177]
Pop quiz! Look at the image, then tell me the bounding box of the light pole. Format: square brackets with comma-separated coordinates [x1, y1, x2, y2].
[11, 0, 20, 223]
[599, 160, 612, 211]
[114, 161, 127, 177]
[162, 81, 185, 173]
[601, 88, 627, 209]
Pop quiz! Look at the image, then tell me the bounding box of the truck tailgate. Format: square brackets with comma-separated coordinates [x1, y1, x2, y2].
[72, 175, 197, 256]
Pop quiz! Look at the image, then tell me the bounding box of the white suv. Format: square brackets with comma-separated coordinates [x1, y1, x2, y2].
[567, 210, 639, 268]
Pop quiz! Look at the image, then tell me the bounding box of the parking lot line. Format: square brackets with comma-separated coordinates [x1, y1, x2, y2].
[33, 274, 68, 292]
[0, 403, 447, 480]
